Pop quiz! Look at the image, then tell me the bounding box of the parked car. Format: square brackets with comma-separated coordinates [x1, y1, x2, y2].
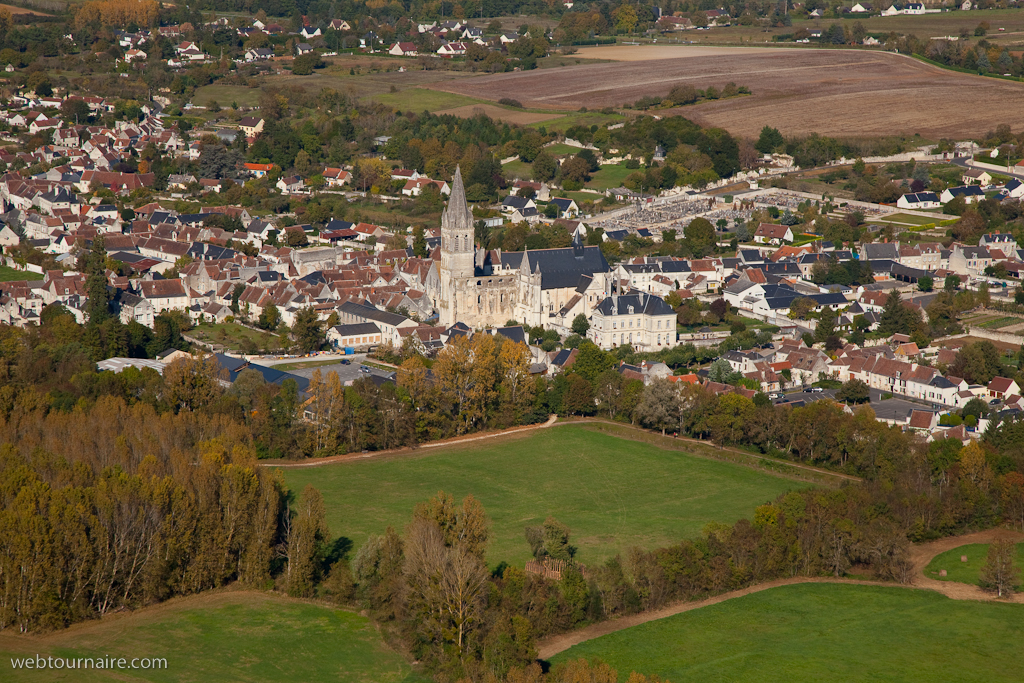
[809, 387, 825, 393]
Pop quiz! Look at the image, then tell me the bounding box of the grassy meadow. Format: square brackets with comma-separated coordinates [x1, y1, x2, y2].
[551, 583, 1024, 682]
[0, 592, 426, 683]
[0, 265, 43, 282]
[925, 542, 1024, 588]
[279, 425, 802, 567]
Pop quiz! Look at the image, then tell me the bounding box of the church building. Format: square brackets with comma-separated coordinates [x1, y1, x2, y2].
[431, 166, 612, 330]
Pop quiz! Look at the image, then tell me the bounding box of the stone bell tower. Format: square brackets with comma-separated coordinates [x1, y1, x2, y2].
[439, 166, 475, 327]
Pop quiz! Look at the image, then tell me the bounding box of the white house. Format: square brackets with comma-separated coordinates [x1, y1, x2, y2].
[388, 41, 418, 56]
[276, 175, 305, 194]
[589, 291, 677, 351]
[323, 167, 351, 187]
[437, 42, 468, 56]
[940, 185, 985, 204]
[897, 192, 941, 209]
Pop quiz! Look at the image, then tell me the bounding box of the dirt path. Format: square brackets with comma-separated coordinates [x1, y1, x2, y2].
[536, 528, 1024, 660]
[267, 414, 558, 468]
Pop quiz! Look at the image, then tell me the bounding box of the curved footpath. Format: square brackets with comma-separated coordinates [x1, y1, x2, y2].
[269, 414, 559, 468]
[536, 528, 1024, 660]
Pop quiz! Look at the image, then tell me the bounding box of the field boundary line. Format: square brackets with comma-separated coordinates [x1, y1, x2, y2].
[265, 414, 558, 468]
[537, 528, 1024, 660]
[561, 418, 860, 485]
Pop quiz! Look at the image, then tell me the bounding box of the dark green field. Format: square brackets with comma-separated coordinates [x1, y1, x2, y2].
[280, 425, 801, 567]
[0, 592, 425, 683]
[551, 583, 1024, 682]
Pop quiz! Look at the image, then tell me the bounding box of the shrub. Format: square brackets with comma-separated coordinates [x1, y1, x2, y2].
[498, 97, 523, 108]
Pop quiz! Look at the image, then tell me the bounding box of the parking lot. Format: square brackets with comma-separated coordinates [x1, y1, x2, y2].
[254, 356, 396, 385]
[774, 385, 944, 418]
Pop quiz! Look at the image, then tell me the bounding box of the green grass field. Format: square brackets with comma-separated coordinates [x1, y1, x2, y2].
[587, 163, 634, 190]
[880, 213, 941, 226]
[551, 583, 1024, 682]
[502, 159, 533, 180]
[925, 542, 1024, 587]
[0, 592, 426, 682]
[531, 110, 626, 133]
[373, 87, 486, 113]
[0, 265, 43, 281]
[192, 85, 261, 109]
[192, 322, 283, 353]
[545, 142, 586, 156]
[279, 425, 801, 567]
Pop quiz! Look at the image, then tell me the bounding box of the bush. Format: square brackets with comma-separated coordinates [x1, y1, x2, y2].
[498, 97, 523, 108]
[292, 53, 324, 75]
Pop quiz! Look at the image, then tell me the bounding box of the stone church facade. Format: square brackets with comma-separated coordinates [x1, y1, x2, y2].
[432, 166, 612, 330]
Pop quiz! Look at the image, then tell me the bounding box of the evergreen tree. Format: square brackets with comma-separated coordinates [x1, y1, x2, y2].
[815, 312, 836, 344]
[412, 226, 428, 258]
[977, 48, 992, 73]
[878, 289, 906, 336]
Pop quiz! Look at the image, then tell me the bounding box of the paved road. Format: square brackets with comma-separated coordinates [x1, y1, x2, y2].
[953, 156, 1024, 181]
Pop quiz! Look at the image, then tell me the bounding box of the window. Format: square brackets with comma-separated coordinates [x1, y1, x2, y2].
[477, 295, 481, 304]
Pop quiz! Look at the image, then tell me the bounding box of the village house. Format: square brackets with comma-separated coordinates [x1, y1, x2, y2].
[753, 223, 794, 245]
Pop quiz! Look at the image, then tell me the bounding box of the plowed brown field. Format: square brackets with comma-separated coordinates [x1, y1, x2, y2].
[429, 46, 1024, 138]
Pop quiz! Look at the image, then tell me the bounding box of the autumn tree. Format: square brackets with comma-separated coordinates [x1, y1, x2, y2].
[979, 539, 1021, 598]
[163, 353, 225, 412]
[286, 485, 329, 597]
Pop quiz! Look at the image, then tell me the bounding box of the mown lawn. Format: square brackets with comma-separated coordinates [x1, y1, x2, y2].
[551, 583, 1024, 682]
[280, 425, 800, 567]
[0, 592, 427, 683]
[502, 159, 533, 180]
[924, 542, 1024, 588]
[0, 265, 43, 281]
[588, 163, 634, 190]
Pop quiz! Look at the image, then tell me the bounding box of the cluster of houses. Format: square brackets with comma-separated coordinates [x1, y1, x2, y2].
[899, 169, 1024, 210]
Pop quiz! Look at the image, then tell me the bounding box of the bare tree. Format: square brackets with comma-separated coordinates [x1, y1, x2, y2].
[980, 539, 1021, 598]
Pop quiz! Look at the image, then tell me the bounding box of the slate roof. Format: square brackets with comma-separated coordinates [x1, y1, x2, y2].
[501, 244, 610, 290]
[593, 292, 674, 316]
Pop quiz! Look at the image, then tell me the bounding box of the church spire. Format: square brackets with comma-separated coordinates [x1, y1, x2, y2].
[442, 165, 473, 232]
